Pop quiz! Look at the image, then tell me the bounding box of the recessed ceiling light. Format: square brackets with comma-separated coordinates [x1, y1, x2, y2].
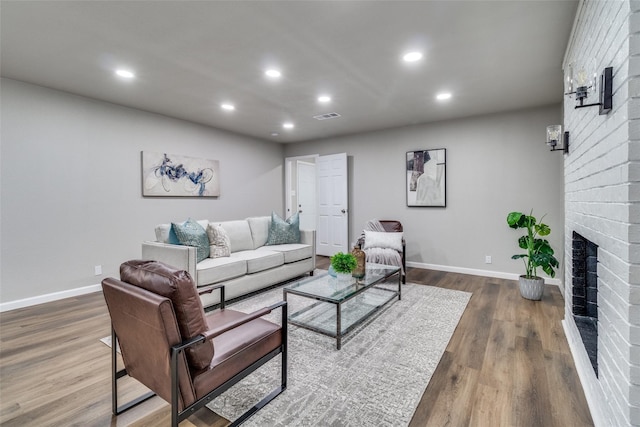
[402, 52, 423, 63]
[265, 69, 282, 78]
[220, 103, 235, 111]
[282, 122, 294, 129]
[436, 92, 452, 101]
[115, 69, 135, 78]
[318, 95, 332, 103]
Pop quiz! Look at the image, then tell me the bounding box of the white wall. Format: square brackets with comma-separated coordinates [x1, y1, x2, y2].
[0, 78, 284, 305]
[285, 105, 565, 285]
[562, 1, 640, 425]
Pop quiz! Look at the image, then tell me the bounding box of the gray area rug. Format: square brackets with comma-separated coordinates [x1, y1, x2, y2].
[206, 282, 471, 426]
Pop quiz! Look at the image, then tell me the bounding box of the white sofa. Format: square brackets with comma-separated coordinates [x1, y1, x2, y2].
[141, 216, 315, 307]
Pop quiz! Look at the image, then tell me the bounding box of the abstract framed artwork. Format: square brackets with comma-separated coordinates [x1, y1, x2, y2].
[406, 148, 446, 207]
[142, 151, 220, 197]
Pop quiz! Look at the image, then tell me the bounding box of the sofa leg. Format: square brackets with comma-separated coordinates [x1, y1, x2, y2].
[309, 270, 314, 276]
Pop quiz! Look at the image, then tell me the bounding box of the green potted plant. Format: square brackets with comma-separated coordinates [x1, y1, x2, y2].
[330, 252, 357, 283]
[507, 210, 559, 300]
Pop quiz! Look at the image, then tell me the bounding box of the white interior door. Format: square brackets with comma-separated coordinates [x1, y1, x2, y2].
[297, 161, 316, 230]
[316, 153, 348, 256]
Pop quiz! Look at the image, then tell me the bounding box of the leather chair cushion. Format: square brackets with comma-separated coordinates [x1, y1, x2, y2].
[380, 220, 403, 233]
[192, 309, 282, 398]
[120, 260, 214, 370]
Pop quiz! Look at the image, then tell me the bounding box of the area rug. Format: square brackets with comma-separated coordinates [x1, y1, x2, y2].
[206, 282, 471, 426]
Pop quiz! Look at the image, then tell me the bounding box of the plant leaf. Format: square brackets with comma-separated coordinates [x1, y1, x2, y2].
[507, 212, 523, 228]
[536, 223, 551, 236]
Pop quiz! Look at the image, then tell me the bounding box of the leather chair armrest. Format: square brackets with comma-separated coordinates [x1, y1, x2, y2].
[197, 283, 227, 309]
[197, 283, 225, 295]
[173, 301, 288, 353]
[202, 301, 287, 341]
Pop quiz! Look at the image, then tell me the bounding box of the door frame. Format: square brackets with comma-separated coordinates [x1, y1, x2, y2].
[284, 154, 319, 218]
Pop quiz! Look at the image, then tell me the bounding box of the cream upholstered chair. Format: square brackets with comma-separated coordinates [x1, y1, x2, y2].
[357, 220, 406, 283]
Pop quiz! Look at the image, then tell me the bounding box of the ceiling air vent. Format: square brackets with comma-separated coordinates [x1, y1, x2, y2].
[313, 112, 341, 120]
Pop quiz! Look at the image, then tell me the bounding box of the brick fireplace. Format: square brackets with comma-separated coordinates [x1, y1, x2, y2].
[572, 232, 598, 377]
[562, 1, 639, 425]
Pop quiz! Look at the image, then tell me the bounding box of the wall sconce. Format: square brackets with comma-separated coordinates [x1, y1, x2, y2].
[547, 125, 569, 153]
[565, 63, 613, 115]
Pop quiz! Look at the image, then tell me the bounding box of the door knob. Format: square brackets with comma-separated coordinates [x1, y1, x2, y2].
[341, 209, 347, 214]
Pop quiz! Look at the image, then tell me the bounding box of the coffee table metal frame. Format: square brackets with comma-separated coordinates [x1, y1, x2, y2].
[283, 264, 401, 350]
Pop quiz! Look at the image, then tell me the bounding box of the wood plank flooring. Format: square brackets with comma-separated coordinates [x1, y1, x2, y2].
[0, 257, 593, 426]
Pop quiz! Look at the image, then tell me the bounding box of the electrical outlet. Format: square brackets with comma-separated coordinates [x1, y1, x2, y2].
[485, 256, 492, 264]
[94, 265, 102, 276]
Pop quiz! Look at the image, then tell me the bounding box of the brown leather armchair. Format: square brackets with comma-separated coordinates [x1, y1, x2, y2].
[101, 260, 287, 426]
[357, 220, 406, 284]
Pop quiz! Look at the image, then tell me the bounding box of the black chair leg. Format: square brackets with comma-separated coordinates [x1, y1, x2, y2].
[111, 327, 155, 416]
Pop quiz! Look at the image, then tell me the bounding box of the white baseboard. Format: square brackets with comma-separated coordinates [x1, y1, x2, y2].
[0, 283, 102, 313]
[0, 263, 561, 312]
[406, 261, 562, 286]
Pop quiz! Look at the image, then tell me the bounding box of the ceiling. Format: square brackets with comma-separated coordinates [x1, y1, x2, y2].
[0, 1, 578, 144]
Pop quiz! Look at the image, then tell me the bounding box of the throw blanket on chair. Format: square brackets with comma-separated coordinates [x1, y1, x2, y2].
[360, 220, 404, 274]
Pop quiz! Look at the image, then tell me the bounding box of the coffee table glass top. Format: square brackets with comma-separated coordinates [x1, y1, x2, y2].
[283, 263, 401, 349]
[285, 263, 400, 302]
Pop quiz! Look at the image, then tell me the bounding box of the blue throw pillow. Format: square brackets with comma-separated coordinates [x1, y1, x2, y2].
[172, 218, 210, 263]
[266, 211, 300, 245]
[167, 225, 180, 245]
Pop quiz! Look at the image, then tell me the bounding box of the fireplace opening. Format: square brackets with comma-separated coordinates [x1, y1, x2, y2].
[572, 232, 598, 377]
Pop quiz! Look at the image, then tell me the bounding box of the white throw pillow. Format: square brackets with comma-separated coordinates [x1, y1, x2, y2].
[207, 223, 231, 258]
[363, 231, 403, 252]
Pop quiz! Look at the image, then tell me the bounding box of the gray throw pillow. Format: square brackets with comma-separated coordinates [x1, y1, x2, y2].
[172, 218, 210, 262]
[266, 211, 300, 245]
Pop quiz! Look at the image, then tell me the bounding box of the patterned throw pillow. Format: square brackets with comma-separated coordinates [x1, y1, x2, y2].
[172, 218, 210, 263]
[207, 223, 231, 258]
[266, 211, 300, 245]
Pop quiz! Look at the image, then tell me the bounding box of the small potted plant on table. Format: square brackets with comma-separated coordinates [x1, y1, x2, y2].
[330, 252, 357, 283]
[507, 210, 559, 300]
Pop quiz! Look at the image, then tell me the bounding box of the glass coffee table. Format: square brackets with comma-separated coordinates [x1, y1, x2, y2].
[283, 263, 401, 349]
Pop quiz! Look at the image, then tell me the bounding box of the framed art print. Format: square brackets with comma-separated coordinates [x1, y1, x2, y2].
[142, 151, 220, 197]
[406, 148, 446, 207]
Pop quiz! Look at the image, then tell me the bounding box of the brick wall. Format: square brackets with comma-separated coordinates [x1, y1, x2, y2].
[563, 1, 640, 425]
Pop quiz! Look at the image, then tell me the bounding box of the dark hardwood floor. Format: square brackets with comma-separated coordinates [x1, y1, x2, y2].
[0, 256, 593, 426]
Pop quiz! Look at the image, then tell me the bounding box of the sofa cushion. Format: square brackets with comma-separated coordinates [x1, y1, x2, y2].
[155, 220, 209, 244]
[119, 260, 213, 370]
[266, 212, 300, 245]
[173, 218, 210, 263]
[257, 243, 312, 264]
[207, 223, 231, 258]
[230, 250, 284, 274]
[196, 257, 247, 286]
[247, 216, 271, 249]
[215, 220, 254, 253]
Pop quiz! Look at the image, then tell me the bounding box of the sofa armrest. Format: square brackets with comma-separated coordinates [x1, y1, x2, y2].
[300, 229, 315, 248]
[141, 241, 197, 281]
[300, 229, 316, 271]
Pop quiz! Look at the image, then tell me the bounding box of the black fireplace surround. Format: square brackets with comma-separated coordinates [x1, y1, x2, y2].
[572, 232, 598, 376]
